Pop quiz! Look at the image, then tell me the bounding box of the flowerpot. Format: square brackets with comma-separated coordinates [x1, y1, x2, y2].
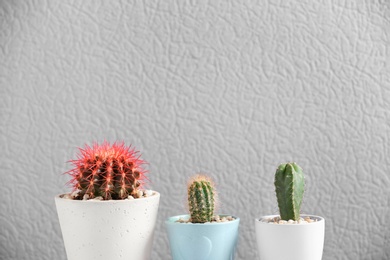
[255, 214, 325, 260]
[55, 192, 160, 260]
[165, 214, 240, 260]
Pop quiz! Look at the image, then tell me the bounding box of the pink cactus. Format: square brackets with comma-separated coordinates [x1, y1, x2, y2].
[66, 141, 147, 200]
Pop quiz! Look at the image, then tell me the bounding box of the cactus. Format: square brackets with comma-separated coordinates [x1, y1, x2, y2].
[66, 141, 147, 200]
[187, 175, 216, 223]
[274, 162, 305, 221]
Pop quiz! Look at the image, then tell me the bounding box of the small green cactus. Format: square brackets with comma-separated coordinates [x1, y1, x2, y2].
[187, 175, 216, 223]
[274, 162, 305, 221]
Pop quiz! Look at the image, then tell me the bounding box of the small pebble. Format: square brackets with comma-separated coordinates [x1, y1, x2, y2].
[127, 195, 134, 200]
[92, 196, 103, 201]
[144, 190, 154, 197]
[62, 194, 72, 200]
[71, 191, 80, 198]
[176, 218, 186, 223]
[135, 190, 143, 198]
[305, 217, 314, 223]
[83, 194, 90, 200]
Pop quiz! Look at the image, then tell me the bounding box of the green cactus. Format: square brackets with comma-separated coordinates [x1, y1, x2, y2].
[274, 162, 305, 221]
[187, 175, 216, 223]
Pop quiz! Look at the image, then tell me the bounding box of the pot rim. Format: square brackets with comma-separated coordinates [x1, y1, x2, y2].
[166, 214, 240, 225]
[55, 191, 160, 203]
[255, 214, 324, 225]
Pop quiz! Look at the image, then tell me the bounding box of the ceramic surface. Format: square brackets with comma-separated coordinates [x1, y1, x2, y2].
[55, 192, 160, 260]
[255, 214, 325, 260]
[166, 214, 240, 260]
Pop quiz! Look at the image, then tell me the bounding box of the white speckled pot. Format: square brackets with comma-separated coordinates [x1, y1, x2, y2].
[255, 214, 325, 260]
[55, 192, 160, 260]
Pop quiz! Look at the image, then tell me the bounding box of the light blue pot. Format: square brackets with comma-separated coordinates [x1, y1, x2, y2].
[165, 214, 240, 260]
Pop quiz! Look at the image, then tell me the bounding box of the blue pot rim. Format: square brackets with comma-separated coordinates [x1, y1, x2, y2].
[166, 214, 240, 225]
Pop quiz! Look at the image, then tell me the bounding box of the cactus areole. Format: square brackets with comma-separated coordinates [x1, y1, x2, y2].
[187, 175, 216, 223]
[274, 162, 305, 221]
[66, 141, 147, 200]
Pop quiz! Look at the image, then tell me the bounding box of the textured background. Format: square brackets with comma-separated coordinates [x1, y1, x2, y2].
[1, 0, 390, 259]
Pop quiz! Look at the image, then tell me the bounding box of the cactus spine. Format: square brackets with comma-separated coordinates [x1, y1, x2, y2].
[187, 175, 216, 223]
[66, 141, 146, 200]
[274, 162, 305, 221]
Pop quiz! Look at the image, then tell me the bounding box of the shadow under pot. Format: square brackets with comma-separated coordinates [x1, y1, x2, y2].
[255, 214, 325, 260]
[166, 214, 240, 260]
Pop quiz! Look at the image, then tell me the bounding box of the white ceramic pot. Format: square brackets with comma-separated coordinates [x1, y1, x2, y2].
[255, 214, 325, 260]
[55, 192, 160, 260]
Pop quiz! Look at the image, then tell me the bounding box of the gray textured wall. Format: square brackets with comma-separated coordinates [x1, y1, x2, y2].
[1, 0, 389, 259]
